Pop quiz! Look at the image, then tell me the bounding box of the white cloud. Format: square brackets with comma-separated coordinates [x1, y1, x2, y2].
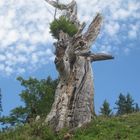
[0, 0, 139, 75]
[31, 53, 38, 63]
[0, 64, 5, 71]
[17, 68, 26, 74]
[124, 48, 130, 55]
[105, 22, 120, 36]
[98, 45, 112, 54]
[5, 66, 13, 75]
[0, 55, 6, 61]
[128, 24, 139, 39]
[7, 30, 19, 43]
[128, 30, 137, 39]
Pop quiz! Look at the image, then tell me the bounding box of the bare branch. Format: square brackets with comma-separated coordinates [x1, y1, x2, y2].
[90, 53, 114, 62]
[84, 13, 103, 46]
[45, 0, 66, 9]
[54, 0, 59, 20]
[45, 0, 78, 26]
[44, 0, 76, 10]
[75, 22, 86, 36]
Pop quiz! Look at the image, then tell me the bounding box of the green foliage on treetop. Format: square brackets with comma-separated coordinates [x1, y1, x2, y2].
[50, 16, 78, 39]
[0, 76, 58, 127]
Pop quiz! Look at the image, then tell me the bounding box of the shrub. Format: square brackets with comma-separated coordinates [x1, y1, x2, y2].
[50, 16, 78, 39]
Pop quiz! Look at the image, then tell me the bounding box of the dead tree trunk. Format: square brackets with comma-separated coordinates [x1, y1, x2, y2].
[45, 0, 114, 131]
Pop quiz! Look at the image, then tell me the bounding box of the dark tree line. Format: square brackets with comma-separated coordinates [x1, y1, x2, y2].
[100, 93, 140, 117]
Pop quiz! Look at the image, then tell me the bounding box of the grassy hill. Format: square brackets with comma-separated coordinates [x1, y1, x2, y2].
[0, 113, 140, 140]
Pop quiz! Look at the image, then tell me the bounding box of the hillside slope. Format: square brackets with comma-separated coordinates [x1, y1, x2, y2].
[0, 113, 140, 140]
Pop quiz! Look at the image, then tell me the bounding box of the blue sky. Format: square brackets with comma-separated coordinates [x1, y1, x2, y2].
[0, 0, 140, 116]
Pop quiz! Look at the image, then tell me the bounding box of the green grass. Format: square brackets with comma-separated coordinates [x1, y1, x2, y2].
[1, 113, 140, 140]
[72, 113, 140, 140]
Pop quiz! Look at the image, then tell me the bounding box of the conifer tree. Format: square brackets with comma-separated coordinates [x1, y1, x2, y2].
[115, 93, 135, 115]
[134, 103, 140, 112]
[100, 99, 112, 117]
[125, 93, 135, 114]
[115, 93, 126, 115]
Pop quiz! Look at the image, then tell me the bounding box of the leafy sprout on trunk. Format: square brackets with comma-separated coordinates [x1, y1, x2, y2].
[50, 16, 78, 39]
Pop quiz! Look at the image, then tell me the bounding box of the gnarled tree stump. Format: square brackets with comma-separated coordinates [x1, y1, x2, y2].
[45, 0, 114, 131]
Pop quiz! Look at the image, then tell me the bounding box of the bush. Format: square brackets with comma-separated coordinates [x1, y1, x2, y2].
[50, 16, 78, 39]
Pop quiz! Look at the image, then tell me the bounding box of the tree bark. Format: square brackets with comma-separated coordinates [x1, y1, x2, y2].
[45, 0, 114, 131]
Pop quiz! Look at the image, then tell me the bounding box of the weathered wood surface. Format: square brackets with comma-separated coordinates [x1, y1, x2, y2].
[45, 0, 114, 131]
